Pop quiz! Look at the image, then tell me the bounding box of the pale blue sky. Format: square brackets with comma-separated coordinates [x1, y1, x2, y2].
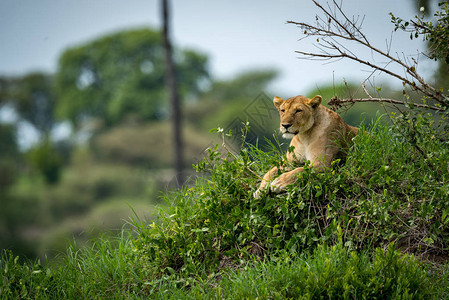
[0, 0, 433, 95]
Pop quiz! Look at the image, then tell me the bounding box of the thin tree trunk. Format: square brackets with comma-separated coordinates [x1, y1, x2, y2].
[161, 0, 184, 186]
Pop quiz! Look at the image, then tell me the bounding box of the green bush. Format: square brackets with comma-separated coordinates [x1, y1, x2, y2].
[132, 115, 449, 278]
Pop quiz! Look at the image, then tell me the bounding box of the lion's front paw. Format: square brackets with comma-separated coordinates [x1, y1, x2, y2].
[253, 189, 263, 199]
[270, 172, 297, 193]
[270, 177, 286, 193]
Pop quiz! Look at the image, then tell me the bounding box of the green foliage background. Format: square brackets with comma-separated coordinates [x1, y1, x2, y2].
[1, 3, 449, 296]
[1, 115, 449, 298]
[54, 28, 209, 126]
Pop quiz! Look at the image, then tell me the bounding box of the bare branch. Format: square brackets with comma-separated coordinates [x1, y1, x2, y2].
[288, 0, 449, 107]
[328, 81, 444, 111]
[329, 97, 444, 112]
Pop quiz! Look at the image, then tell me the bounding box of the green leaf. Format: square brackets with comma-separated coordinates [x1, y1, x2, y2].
[191, 228, 209, 233]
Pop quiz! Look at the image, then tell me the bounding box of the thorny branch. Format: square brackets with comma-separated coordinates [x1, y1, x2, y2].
[288, 0, 449, 109]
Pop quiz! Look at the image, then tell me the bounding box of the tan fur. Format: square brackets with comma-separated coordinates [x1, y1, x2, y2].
[254, 95, 358, 199]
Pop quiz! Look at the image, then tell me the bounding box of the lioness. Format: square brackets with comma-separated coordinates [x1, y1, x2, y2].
[254, 94, 358, 199]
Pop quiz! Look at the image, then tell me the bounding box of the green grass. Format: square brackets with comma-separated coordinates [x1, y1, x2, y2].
[176, 243, 448, 299]
[2, 113, 449, 298]
[2, 241, 448, 298]
[1, 233, 150, 298]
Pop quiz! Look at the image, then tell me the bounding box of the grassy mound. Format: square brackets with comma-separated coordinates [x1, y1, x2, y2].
[133, 116, 449, 278]
[2, 114, 449, 298]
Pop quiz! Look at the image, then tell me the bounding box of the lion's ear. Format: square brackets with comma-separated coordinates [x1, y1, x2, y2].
[273, 96, 284, 109]
[309, 95, 322, 109]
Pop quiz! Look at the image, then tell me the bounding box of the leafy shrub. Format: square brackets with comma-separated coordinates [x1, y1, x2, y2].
[132, 114, 449, 278]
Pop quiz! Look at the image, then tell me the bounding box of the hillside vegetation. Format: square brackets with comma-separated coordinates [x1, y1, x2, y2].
[2, 112, 449, 298]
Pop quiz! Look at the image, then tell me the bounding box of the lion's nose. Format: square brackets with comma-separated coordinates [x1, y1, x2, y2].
[282, 123, 292, 130]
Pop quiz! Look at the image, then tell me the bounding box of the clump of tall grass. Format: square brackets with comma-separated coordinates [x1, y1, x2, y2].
[168, 242, 448, 299]
[0, 233, 152, 298]
[3, 239, 448, 298]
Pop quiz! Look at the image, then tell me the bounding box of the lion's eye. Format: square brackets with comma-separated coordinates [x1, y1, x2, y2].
[280, 109, 285, 113]
[295, 109, 302, 114]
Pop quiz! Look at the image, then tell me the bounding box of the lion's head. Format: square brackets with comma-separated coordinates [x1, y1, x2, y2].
[273, 95, 322, 139]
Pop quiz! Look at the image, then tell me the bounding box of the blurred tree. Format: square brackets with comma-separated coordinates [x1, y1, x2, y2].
[162, 0, 184, 184]
[0, 124, 19, 188]
[0, 73, 54, 136]
[0, 77, 12, 106]
[0, 73, 66, 183]
[26, 139, 63, 184]
[204, 69, 278, 103]
[54, 28, 209, 127]
[0, 124, 28, 258]
[184, 69, 281, 152]
[186, 69, 278, 129]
